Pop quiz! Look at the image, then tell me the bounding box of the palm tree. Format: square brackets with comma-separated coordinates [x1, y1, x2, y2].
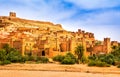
[75, 44, 85, 63]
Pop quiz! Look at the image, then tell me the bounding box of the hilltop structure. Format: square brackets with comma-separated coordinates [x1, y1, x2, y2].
[0, 12, 119, 57]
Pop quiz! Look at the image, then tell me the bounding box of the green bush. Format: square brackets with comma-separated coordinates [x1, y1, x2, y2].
[53, 55, 65, 62]
[66, 53, 76, 59]
[0, 49, 7, 61]
[61, 53, 76, 64]
[27, 56, 35, 61]
[35, 56, 41, 62]
[88, 55, 97, 60]
[0, 44, 49, 65]
[88, 61, 96, 66]
[39, 57, 49, 63]
[0, 61, 2, 65]
[88, 60, 110, 67]
[100, 54, 115, 65]
[95, 61, 110, 67]
[52, 53, 76, 64]
[80, 56, 88, 63]
[96, 61, 107, 67]
[0, 60, 11, 65]
[20, 56, 49, 63]
[88, 54, 115, 66]
[7, 51, 22, 63]
[19, 56, 28, 63]
[61, 56, 75, 64]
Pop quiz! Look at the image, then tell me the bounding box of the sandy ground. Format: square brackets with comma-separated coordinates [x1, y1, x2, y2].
[0, 70, 120, 77]
[0, 63, 120, 77]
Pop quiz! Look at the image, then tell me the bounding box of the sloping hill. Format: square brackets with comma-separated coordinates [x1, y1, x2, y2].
[0, 15, 64, 31]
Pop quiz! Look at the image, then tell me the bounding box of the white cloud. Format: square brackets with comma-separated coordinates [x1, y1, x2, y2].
[58, 9, 120, 41]
[85, 25, 120, 41]
[83, 10, 120, 25]
[60, 21, 120, 42]
[0, 0, 76, 22]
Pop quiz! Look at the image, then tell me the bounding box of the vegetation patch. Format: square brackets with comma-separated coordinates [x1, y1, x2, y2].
[0, 44, 49, 65]
[53, 52, 76, 64]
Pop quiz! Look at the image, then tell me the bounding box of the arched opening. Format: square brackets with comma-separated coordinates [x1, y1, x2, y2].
[42, 50, 45, 56]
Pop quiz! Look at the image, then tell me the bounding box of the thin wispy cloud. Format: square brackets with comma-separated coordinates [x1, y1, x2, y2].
[65, 0, 120, 9]
[0, 0, 120, 41]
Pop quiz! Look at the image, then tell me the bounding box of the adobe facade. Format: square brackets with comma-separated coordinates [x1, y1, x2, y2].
[0, 12, 119, 57]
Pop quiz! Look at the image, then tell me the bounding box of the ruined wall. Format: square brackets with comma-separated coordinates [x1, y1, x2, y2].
[111, 41, 119, 47]
[92, 45, 104, 54]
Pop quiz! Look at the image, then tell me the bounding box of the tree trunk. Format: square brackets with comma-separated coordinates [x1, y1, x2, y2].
[78, 55, 81, 64]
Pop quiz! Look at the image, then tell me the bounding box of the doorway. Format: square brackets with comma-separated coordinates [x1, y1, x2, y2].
[42, 50, 45, 56]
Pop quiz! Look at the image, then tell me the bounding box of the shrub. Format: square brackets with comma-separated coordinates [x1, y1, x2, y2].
[0, 60, 11, 65]
[0, 49, 7, 61]
[96, 61, 106, 67]
[53, 53, 77, 64]
[66, 53, 76, 59]
[88, 61, 96, 66]
[0, 61, 2, 65]
[19, 56, 28, 63]
[53, 55, 65, 62]
[39, 57, 49, 63]
[35, 56, 41, 62]
[88, 60, 110, 67]
[96, 61, 110, 67]
[88, 55, 97, 60]
[66, 52, 77, 61]
[7, 51, 22, 63]
[19, 56, 49, 63]
[88, 54, 115, 66]
[101, 54, 115, 65]
[61, 56, 75, 64]
[80, 56, 88, 64]
[27, 56, 35, 61]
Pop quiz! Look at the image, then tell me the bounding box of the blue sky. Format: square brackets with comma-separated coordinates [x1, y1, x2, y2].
[0, 0, 120, 41]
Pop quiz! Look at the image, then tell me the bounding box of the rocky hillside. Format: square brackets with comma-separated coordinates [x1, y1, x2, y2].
[0, 14, 64, 32]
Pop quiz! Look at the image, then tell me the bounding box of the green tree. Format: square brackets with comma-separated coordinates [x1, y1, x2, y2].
[75, 44, 85, 63]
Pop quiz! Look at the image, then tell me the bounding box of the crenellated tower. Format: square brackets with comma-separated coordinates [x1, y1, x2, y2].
[9, 12, 16, 17]
[103, 38, 111, 53]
